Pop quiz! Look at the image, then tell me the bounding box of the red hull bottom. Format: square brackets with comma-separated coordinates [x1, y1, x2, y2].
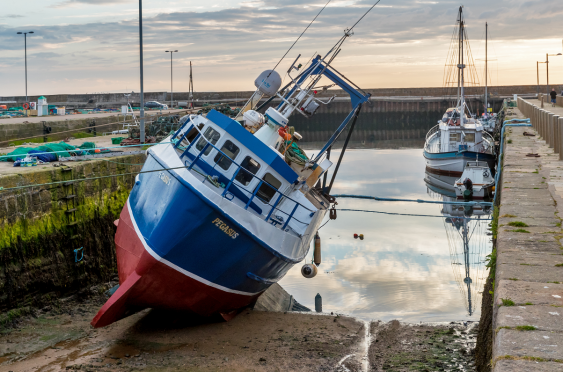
[91, 204, 260, 328]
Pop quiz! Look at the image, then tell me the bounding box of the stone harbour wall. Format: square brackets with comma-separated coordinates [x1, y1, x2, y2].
[0, 154, 146, 322]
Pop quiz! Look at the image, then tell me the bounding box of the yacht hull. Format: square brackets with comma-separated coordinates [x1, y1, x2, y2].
[423, 150, 495, 177]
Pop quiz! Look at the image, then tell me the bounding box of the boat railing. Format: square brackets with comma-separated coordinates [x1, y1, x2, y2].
[424, 124, 441, 152]
[426, 124, 440, 141]
[170, 121, 317, 234]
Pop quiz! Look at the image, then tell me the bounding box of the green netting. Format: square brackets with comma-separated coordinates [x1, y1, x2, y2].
[78, 142, 96, 154]
[1, 141, 99, 162]
[0, 147, 35, 162]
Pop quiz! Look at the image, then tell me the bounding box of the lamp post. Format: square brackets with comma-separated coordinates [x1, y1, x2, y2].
[165, 50, 178, 109]
[546, 52, 562, 96]
[16, 31, 34, 104]
[538, 60, 547, 95]
[139, 0, 145, 143]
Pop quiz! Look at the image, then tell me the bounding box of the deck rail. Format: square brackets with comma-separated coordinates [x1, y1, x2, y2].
[170, 119, 318, 234]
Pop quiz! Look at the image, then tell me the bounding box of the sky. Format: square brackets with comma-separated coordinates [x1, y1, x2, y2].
[1, 0, 563, 96]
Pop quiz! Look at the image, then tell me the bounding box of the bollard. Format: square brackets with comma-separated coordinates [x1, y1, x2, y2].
[557, 114, 560, 155]
[541, 110, 546, 138]
[560, 117, 563, 160]
[541, 94, 545, 108]
[547, 112, 555, 149]
[555, 115, 561, 154]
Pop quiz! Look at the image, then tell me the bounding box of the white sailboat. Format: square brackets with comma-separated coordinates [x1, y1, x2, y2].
[423, 7, 495, 178]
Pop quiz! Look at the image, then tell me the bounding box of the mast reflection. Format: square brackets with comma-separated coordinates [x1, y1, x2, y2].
[425, 171, 492, 316]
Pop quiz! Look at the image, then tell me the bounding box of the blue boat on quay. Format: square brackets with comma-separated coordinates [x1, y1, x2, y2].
[92, 38, 371, 327]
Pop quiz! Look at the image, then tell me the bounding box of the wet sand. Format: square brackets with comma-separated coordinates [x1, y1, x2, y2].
[0, 285, 479, 372]
[0, 286, 366, 372]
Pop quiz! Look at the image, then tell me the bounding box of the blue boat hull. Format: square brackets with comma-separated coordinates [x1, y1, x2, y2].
[92, 152, 302, 327]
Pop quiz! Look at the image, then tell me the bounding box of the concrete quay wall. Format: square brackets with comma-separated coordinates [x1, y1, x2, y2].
[1, 84, 550, 107]
[487, 98, 563, 371]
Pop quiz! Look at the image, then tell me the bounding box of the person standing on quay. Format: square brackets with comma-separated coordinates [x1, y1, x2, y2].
[550, 88, 557, 107]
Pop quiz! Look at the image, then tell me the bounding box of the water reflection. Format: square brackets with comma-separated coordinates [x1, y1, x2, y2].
[425, 178, 492, 317]
[278, 148, 493, 322]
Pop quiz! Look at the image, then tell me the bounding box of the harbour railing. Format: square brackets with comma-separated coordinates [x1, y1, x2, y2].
[169, 118, 321, 235]
[518, 96, 563, 161]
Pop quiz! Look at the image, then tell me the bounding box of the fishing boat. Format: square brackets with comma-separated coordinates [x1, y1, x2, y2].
[454, 161, 495, 200]
[91, 34, 371, 327]
[423, 7, 496, 178]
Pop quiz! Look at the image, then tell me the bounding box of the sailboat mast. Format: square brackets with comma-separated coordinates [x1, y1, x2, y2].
[485, 22, 488, 117]
[463, 218, 472, 316]
[459, 7, 465, 127]
[189, 61, 194, 109]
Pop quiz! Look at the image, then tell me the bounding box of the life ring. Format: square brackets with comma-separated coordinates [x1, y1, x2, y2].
[22, 103, 30, 110]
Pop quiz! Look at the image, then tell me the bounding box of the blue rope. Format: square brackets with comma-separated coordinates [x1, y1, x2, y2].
[74, 247, 84, 263]
[332, 194, 493, 207]
[494, 119, 532, 205]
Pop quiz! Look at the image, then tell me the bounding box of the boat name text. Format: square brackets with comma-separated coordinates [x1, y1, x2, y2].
[212, 218, 239, 239]
[158, 172, 171, 185]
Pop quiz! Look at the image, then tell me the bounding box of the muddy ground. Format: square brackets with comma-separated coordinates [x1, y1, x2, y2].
[368, 320, 478, 372]
[0, 286, 478, 372]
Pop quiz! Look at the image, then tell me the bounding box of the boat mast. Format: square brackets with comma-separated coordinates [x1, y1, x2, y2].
[463, 217, 473, 316]
[485, 22, 488, 117]
[459, 6, 465, 128]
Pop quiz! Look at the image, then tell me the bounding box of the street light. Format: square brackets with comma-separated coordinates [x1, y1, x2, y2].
[538, 60, 547, 95]
[165, 50, 178, 109]
[16, 31, 34, 104]
[546, 52, 562, 96]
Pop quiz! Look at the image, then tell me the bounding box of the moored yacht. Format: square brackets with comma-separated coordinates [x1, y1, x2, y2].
[423, 7, 495, 178]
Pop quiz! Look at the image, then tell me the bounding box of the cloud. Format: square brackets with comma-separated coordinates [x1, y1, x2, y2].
[2, 0, 563, 95]
[1, 14, 25, 19]
[53, 0, 134, 8]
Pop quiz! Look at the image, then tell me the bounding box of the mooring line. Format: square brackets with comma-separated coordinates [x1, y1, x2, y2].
[332, 194, 493, 207]
[336, 209, 492, 221]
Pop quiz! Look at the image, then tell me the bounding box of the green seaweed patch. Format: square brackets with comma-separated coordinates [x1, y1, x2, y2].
[501, 298, 515, 306]
[510, 229, 530, 233]
[515, 325, 536, 331]
[508, 221, 529, 227]
[555, 264, 563, 267]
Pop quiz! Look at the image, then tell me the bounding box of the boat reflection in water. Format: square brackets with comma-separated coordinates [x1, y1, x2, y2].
[425, 171, 492, 316]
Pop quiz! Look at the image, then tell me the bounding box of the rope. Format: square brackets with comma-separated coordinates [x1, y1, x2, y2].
[336, 208, 492, 221]
[270, 0, 331, 73]
[0, 113, 190, 145]
[332, 194, 493, 207]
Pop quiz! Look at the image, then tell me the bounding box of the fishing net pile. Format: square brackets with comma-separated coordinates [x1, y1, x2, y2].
[0, 141, 110, 164]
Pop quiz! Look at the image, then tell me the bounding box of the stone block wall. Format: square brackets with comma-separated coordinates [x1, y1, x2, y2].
[0, 154, 146, 318]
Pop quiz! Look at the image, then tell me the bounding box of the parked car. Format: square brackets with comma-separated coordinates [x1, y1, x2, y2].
[144, 101, 168, 109]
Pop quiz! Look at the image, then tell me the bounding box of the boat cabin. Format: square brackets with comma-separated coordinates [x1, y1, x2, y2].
[171, 109, 327, 238]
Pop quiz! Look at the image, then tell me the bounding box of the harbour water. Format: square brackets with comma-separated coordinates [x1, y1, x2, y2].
[279, 147, 492, 322]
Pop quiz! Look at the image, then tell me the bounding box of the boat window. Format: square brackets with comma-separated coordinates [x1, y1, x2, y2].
[184, 123, 204, 143]
[464, 133, 475, 142]
[196, 127, 220, 156]
[235, 156, 261, 186]
[255, 173, 282, 203]
[449, 133, 460, 142]
[214, 140, 240, 170]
